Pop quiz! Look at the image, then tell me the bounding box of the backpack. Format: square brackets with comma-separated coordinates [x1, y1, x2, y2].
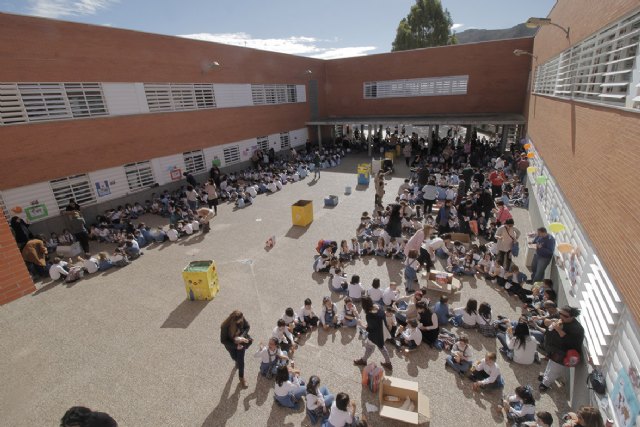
[563, 349, 581, 367]
[587, 369, 606, 395]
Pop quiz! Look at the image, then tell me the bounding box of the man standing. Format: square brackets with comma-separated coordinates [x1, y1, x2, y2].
[488, 168, 506, 199]
[517, 153, 530, 184]
[530, 227, 555, 282]
[539, 306, 584, 392]
[313, 152, 321, 179]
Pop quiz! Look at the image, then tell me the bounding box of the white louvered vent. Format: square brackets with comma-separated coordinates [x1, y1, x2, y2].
[256, 136, 269, 152]
[0, 83, 27, 125]
[64, 83, 108, 118]
[50, 174, 96, 210]
[363, 75, 469, 99]
[279, 132, 290, 150]
[183, 150, 206, 174]
[124, 161, 155, 191]
[17, 83, 72, 122]
[223, 146, 240, 165]
[251, 84, 299, 105]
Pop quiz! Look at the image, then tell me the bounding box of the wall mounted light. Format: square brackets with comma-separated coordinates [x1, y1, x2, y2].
[513, 49, 538, 60]
[526, 17, 570, 38]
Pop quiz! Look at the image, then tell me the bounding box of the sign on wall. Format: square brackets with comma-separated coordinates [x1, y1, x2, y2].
[610, 369, 640, 427]
[95, 180, 112, 197]
[170, 168, 182, 181]
[24, 204, 48, 221]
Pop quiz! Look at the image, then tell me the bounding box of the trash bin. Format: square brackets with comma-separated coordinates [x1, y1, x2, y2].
[324, 195, 339, 207]
[357, 163, 371, 185]
[292, 200, 313, 226]
[182, 260, 219, 301]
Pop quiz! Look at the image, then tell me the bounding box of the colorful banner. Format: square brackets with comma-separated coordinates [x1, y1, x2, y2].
[611, 368, 640, 427]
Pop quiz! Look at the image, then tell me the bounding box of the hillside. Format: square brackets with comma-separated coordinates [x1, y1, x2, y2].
[455, 23, 536, 44]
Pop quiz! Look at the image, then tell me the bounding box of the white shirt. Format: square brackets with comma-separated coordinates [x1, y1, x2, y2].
[331, 274, 347, 291]
[183, 223, 193, 235]
[83, 257, 99, 274]
[348, 282, 364, 299]
[253, 346, 284, 364]
[274, 380, 301, 397]
[422, 184, 438, 200]
[306, 390, 327, 411]
[327, 401, 353, 427]
[382, 287, 399, 306]
[402, 326, 423, 346]
[423, 238, 449, 256]
[297, 306, 317, 322]
[191, 220, 200, 231]
[507, 335, 538, 365]
[167, 229, 179, 241]
[367, 287, 384, 302]
[475, 360, 502, 385]
[49, 261, 69, 280]
[454, 307, 477, 326]
[272, 326, 294, 344]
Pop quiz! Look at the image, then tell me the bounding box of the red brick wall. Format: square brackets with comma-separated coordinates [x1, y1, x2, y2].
[527, 1, 640, 321]
[324, 37, 534, 118]
[0, 220, 35, 305]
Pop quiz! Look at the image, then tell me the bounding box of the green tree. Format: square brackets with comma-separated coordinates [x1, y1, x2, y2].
[392, 0, 456, 51]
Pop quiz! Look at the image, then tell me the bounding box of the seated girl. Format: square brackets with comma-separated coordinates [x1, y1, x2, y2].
[455, 253, 476, 276]
[366, 278, 383, 305]
[330, 268, 348, 294]
[477, 302, 496, 337]
[404, 250, 420, 294]
[475, 253, 493, 278]
[470, 352, 504, 391]
[340, 298, 360, 327]
[496, 321, 537, 365]
[347, 275, 364, 302]
[416, 301, 439, 348]
[360, 237, 374, 256]
[497, 385, 536, 425]
[445, 333, 473, 375]
[339, 240, 351, 262]
[96, 252, 114, 271]
[305, 375, 335, 423]
[350, 238, 360, 259]
[254, 338, 289, 378]
[452, 298, 478, 328]
[394, 319, 422, 351]
[374, 236, 387, 257]
[487, 259, 504, 285]
[504, 265, 526, 296]
[296, 299, 320, 333]
[327, 392, 359, 427]
[320, 296, 340, 330]
[46, 232, 59, 253]
[273, 365, 306, 409]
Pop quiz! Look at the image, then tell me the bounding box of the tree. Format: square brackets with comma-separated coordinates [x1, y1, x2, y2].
[392, 0, 456, 51]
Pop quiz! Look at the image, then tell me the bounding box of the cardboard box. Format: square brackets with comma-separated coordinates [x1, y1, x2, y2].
[379, 376, 430, 425]
[291, 200, 313, 227]
[421, 270, 462, 295]
[449, 232, 471, 247]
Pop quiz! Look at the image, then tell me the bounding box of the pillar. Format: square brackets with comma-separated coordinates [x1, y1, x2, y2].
[465, 125, 472, 144]
[0, 220, 36, 305]
[500, 125, 510, 153]
[367, 124, 372, 156]
[317, 125, 322, 150]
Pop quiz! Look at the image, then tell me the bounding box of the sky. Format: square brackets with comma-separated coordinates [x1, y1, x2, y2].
[0, 0, 557, 59]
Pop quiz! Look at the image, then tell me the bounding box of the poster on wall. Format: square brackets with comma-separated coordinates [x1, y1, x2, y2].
[24, 204, 49, 221]
[95, 180, 111, 197]
[212, 157, 221, 167]
[170, 168, 182, 181]
[610, 368, 640, 427]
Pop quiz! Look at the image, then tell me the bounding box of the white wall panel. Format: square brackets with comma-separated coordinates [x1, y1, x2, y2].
[88, 167, 129, 202]
[267, 134, 280, 151]
[102, 83, 149, 116]
[2, 182, 59, 222]
[296, 85, 306, 103]
[151, 154, 185, 186]
[290, 128, 308, 146]
[203, 145, 225, 169]
[213, 84, 252, 108]
[237, 139, 257, 162]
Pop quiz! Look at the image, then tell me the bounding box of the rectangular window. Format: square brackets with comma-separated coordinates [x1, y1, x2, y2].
[279, 132, 290, 150]
[251, 85, 266, 105]
[183, 150, 206, 174]
[50, 174, 96, 210]
[0, 83, 27, 125]
[170, 84, 197, 111]
[64, 83, 108, 118]
[124, 161, 155, 191]
[286, 85, 297, 103]
[223, 145, 240, 165]
[264, 85, 277, 104]
[363, 76, 468, 99]
[257, 136, 269, 152]
[18, 83, 72, 121]
[144, 84, 173, 112]
[194, 83, 216, 108]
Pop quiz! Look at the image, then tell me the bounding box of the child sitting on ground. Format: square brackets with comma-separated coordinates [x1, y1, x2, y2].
[272, 319, 297, 358]
[470, 352, 504, 391]
[347, 275, 364, 302]
[320, 296, 340, 330]
[360, 237, 374, 256]
[366, 278, 383, 305]
[394, 319, 423, 351]
[296, 298, 320, 333]
[330, 268, 348, 294]
[254, 337, 289, 378]
[340, 298, 360, 327]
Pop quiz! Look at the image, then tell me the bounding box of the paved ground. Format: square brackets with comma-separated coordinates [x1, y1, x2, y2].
[0, 154, 570, 426]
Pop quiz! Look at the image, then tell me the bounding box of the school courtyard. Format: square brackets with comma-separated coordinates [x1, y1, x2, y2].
[0, 156, 570, 426]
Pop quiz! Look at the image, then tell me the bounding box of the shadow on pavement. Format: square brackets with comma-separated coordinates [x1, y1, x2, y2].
[161, 299, 210, 328]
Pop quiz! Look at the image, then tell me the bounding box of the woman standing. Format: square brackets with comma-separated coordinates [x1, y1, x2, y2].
[69, 211, 91, 257]
[203, 179, 219, 215]
[353, 296, 393, 371]
[10, 216, 33, 250]
[385, 204, 403, 239]
[220, 310, 251, 387]
[495, 218, 520, 271]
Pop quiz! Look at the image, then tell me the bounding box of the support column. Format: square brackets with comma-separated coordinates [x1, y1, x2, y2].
[367, 124, 372, 156]
[317, 125, 322, 150]
[500, 125, 510, 153]
[0, 219, 36, 305]
[465, 125, 472, 144]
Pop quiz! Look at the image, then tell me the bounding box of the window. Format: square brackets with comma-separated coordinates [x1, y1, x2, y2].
[534, 10, 640, 109]
[50, 174, 96, 210]
[124, 161, 155, 191]
[17, 83, 72, 121]
[251, 85, 266, 105]
[286, 85, 297, 103]
[223, 145, 240, 165]
[64, 83, 108, 117]
[257, 136, 269, 152]
[170, 84, 197, 111]
[194, 84, 216, 108]
[251, 84, 301, 106]
[183, 150, 206, 174]
[0, 83, 27, 125]
[264, 85, 277, 104]
[363, 76, 469, 99]
[279, 132, 290, 150]
[144, 84, 173, 112]
[0, 194, 8, 221]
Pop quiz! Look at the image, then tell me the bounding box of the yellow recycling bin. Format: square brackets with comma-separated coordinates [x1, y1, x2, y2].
[182, 260, 219, 301]
[292, 200, 313, 227]
[384, 151, 395, 161]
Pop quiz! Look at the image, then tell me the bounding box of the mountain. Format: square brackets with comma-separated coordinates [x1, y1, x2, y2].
[454, 23, 536, 44]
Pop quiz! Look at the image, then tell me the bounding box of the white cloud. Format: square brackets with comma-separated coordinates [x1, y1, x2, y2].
[310, 46, 377, 60]
[28, 0, 117, 19]
[451, 23, 464, 31]
[179, 32, 377, 60]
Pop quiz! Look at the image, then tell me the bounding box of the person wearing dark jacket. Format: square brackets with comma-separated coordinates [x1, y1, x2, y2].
[10, 216, 32, 250]
[69, 211, 90, 256]
[353, 296, 393, 371]
[530, 227, 556, 282]
[60, 406, 117, 427]
[385, 204, 403, 239]
[220, 310, 251, 387]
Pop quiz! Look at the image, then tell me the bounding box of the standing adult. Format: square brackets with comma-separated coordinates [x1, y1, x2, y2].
[495, 219, 520, 271]
[203, 179, 219, 215]
[10, 216, 33, 250]
[385, 204, 403, 239]
[489, 168, 506, 199]
[353, 297, 393, 371]
[69, 211, 90, 256]
[402, 143, 412, 167]
[516, 153, 530, 184]
[313, 152, 321, 179]
[462, 164, 474, 189]
[422, 179, 438, 215]
[530, 227, 556, 282]
[22, 235, 48, 277]
[183, 171, 197, 188]
[65, 198, 81, 214]
[220, 310, 251, 387]
[539, 306, 584, 392]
